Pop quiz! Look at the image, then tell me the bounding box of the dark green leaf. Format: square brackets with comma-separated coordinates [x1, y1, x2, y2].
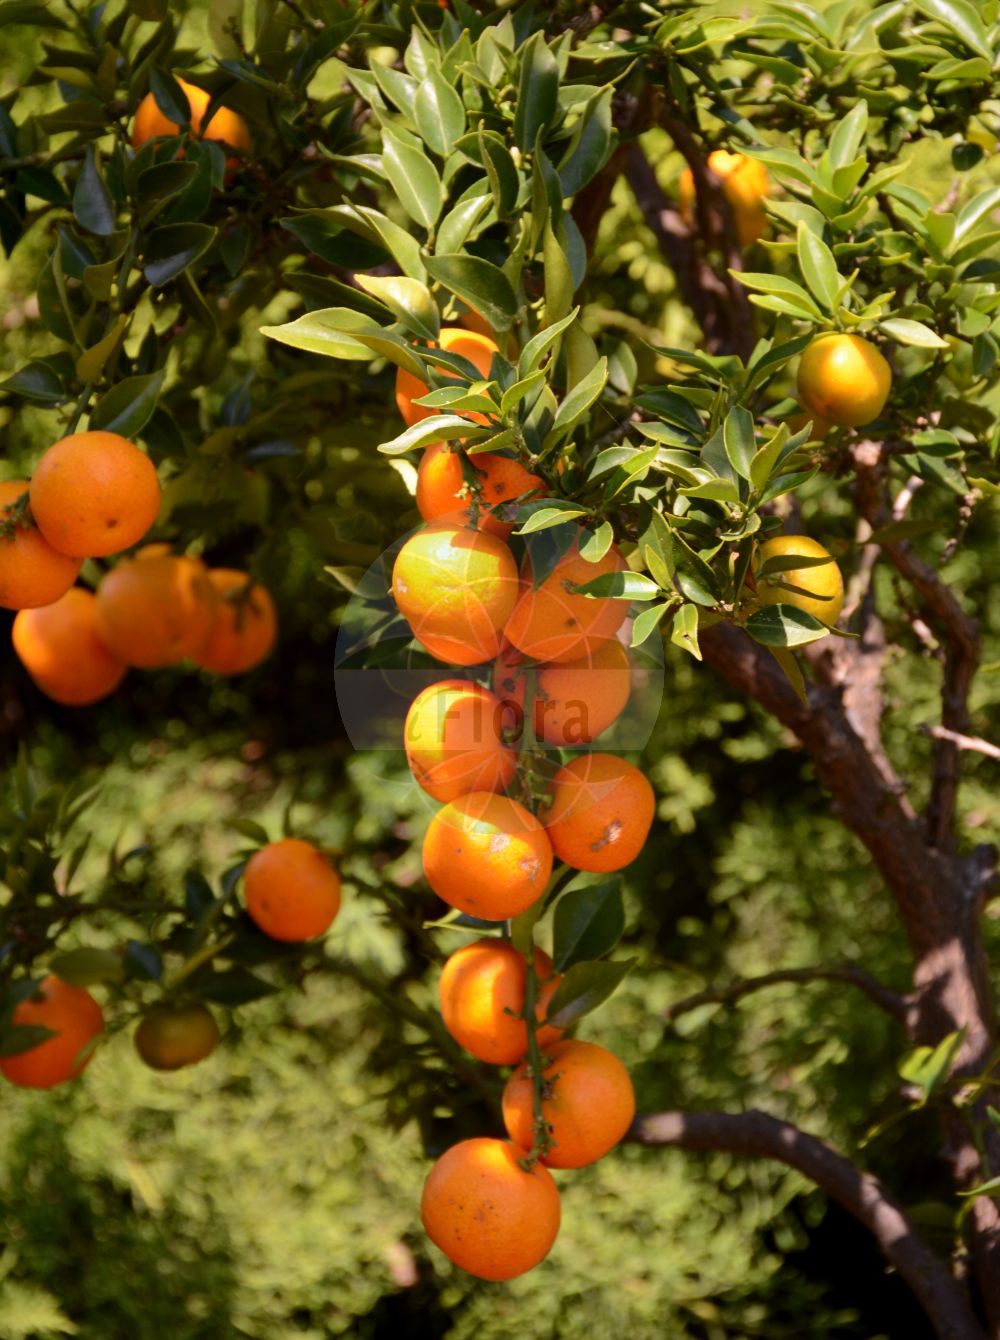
[571, 570, 659, 601]
[423, 253, 518, 332]
[73, 145, 116, 236]
[381, 132, 442, 229]
[414, 67, 466, 157]
[150, 67, 191, 126]
[513, 31, 559, 150]
[744, 604, 831, 647]
[546, 957, 636, 1030]
[142, 222, 216, 286]
[89, 371, 165, 437]
[552, 879, 625, 972]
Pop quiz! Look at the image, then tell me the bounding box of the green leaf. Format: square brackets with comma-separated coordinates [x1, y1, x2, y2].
[879, 317, 949, 349]
[73, 145, 116, 236]
[378, 415, 492, 456]
[260, 308, 381, 363]
[723, 406, 755, 481]
[578, 519, 614, 562]
[549, 356, 608, 437]
[478, 130, 519, 219]
[0, 360, 67, 403]
[631, 601, 674, 647]
[513, 31, 559, 151]
[796, 222, 840, 311]
[48, 947, 125, 987]
[734, 272, 825, 321]
[954, 186, 1000, 244]
[552, 879, 625, 972]
[197, 967, 279, 1005]
[571, 570, 659, 601]
[515, 503, 590, 533]
[89, 371, 165, 437]
[423, 253, 518, 332]
[76, 313, 130, 382]
[744, 604, 831, 647]
[136, 159, 199, 206]
[912, 0, 993, 60]
[150, 66, 192, 127]
[367, 60, 417, 117]
[142, 222, 216, 286]
[414, 67, 466, 157]
[543, 218, 574, 324]
[355, 275, 438, 341]
[546, 957, 636, 1030]
[500, 369, 546, 418]
[750, 423, 790, 492]
[958, 1177, 1000, 1200]
[436, 188, 492, 254]
[0, 1023, 57, 1057]
[670, 603, 701, 660]
[899, 1027, 967, 1103]
[381, 132, 442, 229]
[558, 86, 614, 196]
[518, 309, 579, 376]
[827, 100, 869, 169]
[769, 646, 807, 704]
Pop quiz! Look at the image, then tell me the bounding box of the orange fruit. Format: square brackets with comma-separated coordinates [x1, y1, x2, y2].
[423, 792, 553, 920]
[541, 753, 654, 873]
[392, 524, 518, 666]
[0, 976, 103, 1089]
[395, 327, 498, 427]
[494, 637, 632, 747]
[502, 1039, 636, 1169]
[754, 534, 844, 626]
[12, 588, 126, 706]
[243, 837, 341, 942]
[134, 1001, 220, 1071]
[421, 1138, 561, 1280]
[194, 569, 276, 675]
[404, 679, 517, 803]
[439, 939, 563, 1065]
[29, 431, 161, 558]
[797, 332, 891, 428]
[678, 150, 769, 246]
[132, 77, 251, 173]
[0, 480, 82, 609]
[504, 538, 629, 664]
[416, 443, 544, 538]
[95, 546, 219, 668]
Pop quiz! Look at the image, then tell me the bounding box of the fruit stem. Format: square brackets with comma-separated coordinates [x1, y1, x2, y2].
[522, 949, 554, 1164]
[165, 932, 236, 995]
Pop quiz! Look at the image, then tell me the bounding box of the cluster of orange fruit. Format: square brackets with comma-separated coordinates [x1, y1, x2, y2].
[0, 837, 342, 1088]
[389, 333, 651, 1279]
[2, 430, 277, 704]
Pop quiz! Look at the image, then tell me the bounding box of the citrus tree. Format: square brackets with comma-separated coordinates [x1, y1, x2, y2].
[1, 1, 999, 1335]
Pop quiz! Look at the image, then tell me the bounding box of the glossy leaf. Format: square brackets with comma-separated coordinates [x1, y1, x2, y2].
[142, 222, 216, 286]
[89, 371, 165, 437]
[552, 880, 625, 972]
[73, 145, 116, 236]
[546, 957, 636, 1030]
[381, 132, 443, 229]
[423, 253, 518, 331]
[513, 31, 559, 150]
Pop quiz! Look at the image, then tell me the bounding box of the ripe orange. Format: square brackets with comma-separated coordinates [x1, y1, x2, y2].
[194, 569, 276, 674]
[132, 77, 251, 173]
[421, 1138, 561, 1280]
[494, 637, 632, 747]
[416, 443, 544, 538]
[439, 939, 563, 1065]
[423, 791, 553, 920]
[12, 587, 126, 706]
[541, 753, 654, 873]
[391, 524, 518, 666]
[95, 546, 219, 668]
[0, 480, 81, 609]
[0, 976, 103, 1089]
[797, 332, 892, 428]
[754, 534, 845, 626]
[395, 327, 498, 427]
[502, 1039, 636, 1169]
[244, 838, 342, 942]
[29, 431, 161, 558]
[404, 679, 517, 803]
[678, 150, 769, 246]
[134, 1001, 220, 1071]
[504, 538, 629, 664]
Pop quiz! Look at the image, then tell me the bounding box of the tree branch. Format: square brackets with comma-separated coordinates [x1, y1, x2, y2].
[624, 143, 753, 358]
[665, 963, 909, 1024]
[920, 726, 1000, 764]
[853, 443, 981, 852]
[628, 1108, 984, 1340]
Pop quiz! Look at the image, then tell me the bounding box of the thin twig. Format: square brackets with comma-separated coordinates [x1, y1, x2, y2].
[920, 726, 1000, 763]
[665, 963, 909, 1024]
